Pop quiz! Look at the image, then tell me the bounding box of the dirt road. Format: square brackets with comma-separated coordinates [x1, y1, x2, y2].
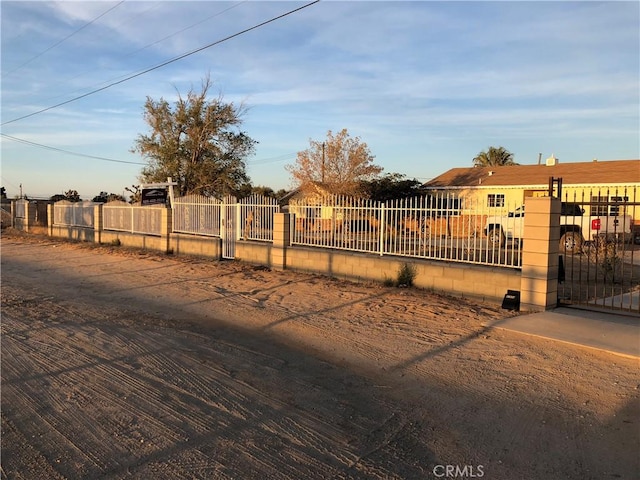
[1, 231, 638, 479]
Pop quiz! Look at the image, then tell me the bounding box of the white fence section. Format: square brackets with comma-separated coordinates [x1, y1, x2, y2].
[290, 194, 525, 268]
[53, 200, 96, 227]
[240, 194, 280, 242]
[173, 195, 222, 237]
[171, 194, 281, 242]
[103, 201, 164, 235]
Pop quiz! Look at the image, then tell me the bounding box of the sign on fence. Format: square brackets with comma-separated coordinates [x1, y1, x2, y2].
[141, 188, 168, 206]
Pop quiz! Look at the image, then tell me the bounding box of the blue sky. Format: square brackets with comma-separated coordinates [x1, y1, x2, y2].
[1, 0, 638, 200]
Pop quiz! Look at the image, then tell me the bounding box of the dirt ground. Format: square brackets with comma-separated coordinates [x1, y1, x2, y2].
[1, 229, 638, 480]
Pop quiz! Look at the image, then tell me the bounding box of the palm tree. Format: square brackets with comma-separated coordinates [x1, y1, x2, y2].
[473, 146, 517, 167]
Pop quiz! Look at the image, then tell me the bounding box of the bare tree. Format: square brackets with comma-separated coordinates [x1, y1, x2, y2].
[286, 129, 382, 195]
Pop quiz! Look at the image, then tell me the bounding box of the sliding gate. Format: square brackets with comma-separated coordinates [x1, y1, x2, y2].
[557, 189, 639, 315]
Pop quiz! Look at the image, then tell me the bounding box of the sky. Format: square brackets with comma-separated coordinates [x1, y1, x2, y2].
[1, 0, 639, 200]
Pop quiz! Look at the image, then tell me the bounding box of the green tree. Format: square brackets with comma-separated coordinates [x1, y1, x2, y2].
[132, 76, 256, 198]
[286, 129, 382, 196]
[274, 188, 289, 199]
[473, 146, 518, 167]
[125, 185, 141, 204]
[50, 190, 81, 202]
[92, 191, 126, 203]
[361, 173, 427, 201]
[251, 185, 275, 198]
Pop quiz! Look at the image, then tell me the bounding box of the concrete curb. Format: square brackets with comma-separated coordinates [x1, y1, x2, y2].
[487, 308, 640, 359]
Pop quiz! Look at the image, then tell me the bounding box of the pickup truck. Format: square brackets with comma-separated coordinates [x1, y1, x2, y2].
[485, 202, 633, 253]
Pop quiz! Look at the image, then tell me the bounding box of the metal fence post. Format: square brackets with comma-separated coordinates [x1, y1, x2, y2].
[379, 204, 385, 256]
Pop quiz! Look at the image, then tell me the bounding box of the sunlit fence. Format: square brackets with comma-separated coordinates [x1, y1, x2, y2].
[239, 194, 280, 242]
[53, 201, 97, 227]
[289, 194, 525, 268]
[173, 195, 222, 237]
[172, 194, 280, 242]
[103, 202, 164, 235]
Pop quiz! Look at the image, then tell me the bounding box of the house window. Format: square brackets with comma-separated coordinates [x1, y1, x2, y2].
[487, 194, 505, 208]
[448, 197, 463, 215]
[609, 196, 628, 216]
[591, 196, 608, 216]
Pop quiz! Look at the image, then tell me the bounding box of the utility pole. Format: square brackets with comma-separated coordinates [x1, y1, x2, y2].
[322, 142, 325, 183]
[19, 183, 23, 199]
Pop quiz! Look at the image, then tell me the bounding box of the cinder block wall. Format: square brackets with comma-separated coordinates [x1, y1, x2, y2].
[171, 233, 222, 258]
[38, 201, 566, 309]
[236, 241, 272, 266]
[284, 246, 521, 303]
[50, 225, 95, 242]
[100, 230, 165, 251]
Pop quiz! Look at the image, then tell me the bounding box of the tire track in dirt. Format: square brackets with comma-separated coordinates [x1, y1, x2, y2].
[3, 235, 638, 479]
[2, 280, 431, 479]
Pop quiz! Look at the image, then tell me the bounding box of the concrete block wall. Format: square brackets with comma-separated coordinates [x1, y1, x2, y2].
[170, 233, 222, 258]
[284, 247, 521, 304]
[35, 198, 564, 310]
[50, 225, 95, 242]
[236, 241, 272, 266]
[100, 230, 166, 251]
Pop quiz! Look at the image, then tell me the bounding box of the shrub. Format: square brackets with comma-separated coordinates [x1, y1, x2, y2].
[396, 262, 417, 287]
[586, 237, 621, 283]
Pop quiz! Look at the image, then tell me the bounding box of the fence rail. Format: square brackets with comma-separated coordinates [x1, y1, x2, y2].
[53, 201, 96, 227]
[558, 187, 640, 312]
[240, 194, 280, 242]
[289, 194, 524, 268]
[173, 195, 221, 237]
[103, 202, 164, 235]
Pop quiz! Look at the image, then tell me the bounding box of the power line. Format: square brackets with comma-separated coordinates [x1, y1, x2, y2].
[0, 133, 145, 165]
[2, 0, 321, 126]
[33, 1, 247, 107]
[2, 1, 126, 79]
[249, 152, 298, 165]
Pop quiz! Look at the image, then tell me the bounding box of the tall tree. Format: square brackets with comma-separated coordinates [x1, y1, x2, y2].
[92, 192, 126, 203]
[286, 129, 382, 195]
[361, 173, 427, 201]
[473, 146, 518, 167]
[132, 76, 256, 197]
[50, 190, 82, 202]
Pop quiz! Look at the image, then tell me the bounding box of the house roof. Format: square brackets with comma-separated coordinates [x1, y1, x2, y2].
[278, 181, 333, 204]
[424, 159, 640, 188]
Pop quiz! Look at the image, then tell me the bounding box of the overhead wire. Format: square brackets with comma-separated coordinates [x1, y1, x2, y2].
[32, 1, 247, 106]
[248, 152, 298, 165]
[1, 0, 321, 126]
[0, 133, 145, 165]
[2, 130, 298, 168]
[2, 1, 127, 79]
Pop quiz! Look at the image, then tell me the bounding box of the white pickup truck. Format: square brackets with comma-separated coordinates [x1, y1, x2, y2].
[485, 202, 633, 253]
